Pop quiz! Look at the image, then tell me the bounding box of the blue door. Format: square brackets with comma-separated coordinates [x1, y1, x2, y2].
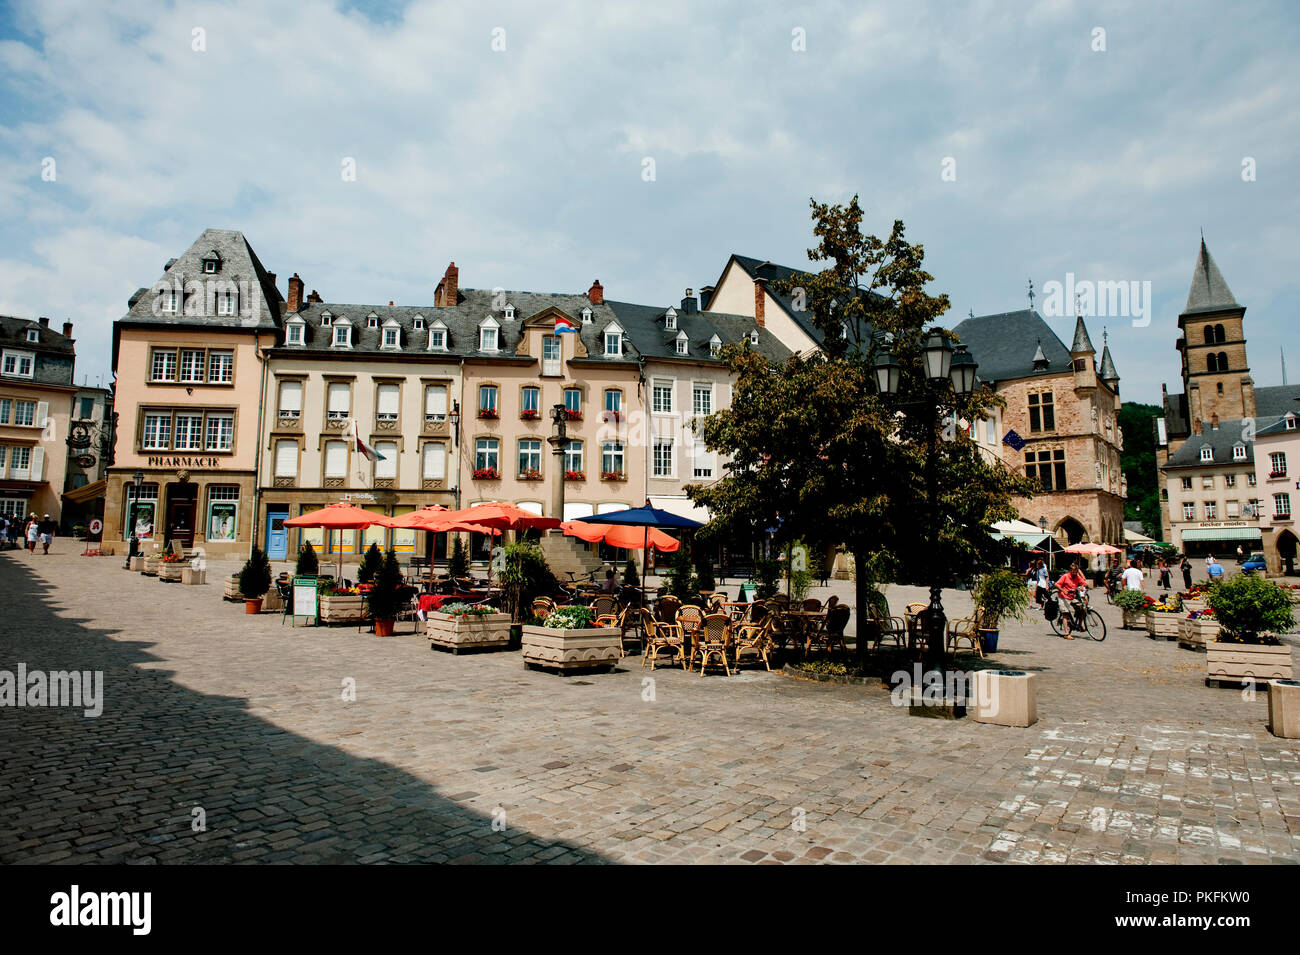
[266, 511, 289, 560]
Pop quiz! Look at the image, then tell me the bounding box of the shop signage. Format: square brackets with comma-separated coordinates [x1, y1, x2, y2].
[343, 493, 376, 502]
[1195, 521, 1252, 529]
[145, 456, 222, 469]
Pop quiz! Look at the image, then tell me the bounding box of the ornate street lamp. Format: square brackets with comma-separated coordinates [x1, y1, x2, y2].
[127, 469, 144, 563]
[949, 345, 978, 396]
[873, 346, 901, 396]
[449, 401, 461, 510]
[922, 329, 954, 383]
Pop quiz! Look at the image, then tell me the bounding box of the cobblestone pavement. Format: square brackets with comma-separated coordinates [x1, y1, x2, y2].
[1, 551, 1298, 864]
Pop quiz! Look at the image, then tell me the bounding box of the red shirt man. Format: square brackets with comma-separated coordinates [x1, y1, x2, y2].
[1055, 566, 1087, 602]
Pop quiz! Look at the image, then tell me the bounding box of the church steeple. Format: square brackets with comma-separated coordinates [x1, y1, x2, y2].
[1184, 238, 1240, 314]
[1178, 236, 1253, 425]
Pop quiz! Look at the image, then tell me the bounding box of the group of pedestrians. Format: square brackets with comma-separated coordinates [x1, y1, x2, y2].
[0, 513, 56, 553]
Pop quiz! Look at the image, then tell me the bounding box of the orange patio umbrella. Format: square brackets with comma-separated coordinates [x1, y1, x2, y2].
[446, 501, 561, 533]
[561, 521, 680, 552]
[284, 502, 388, 579]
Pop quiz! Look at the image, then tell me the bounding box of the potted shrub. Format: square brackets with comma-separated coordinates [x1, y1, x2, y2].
[448, 535, 470, 581]
[972, 569, 1030, 652]
[1205, 575, 1296, 685]
[295, 542, 319, 577]
[357, 542, 384, 585]
[1113, 588, 1151, 630]
[426, 601, 513, 653]
[1179, 607, 1220, 650]
[365, 549, 405, 637]
[239, 546, 272, 614]
[498, 540, 558, 622]
[521, 604, 621, 673]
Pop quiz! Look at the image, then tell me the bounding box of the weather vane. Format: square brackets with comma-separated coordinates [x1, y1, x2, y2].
[1027, 278, 1035, 310]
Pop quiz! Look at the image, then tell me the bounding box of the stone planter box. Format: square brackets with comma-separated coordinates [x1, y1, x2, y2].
[222, 575, 242, 601]
[1206, 640, 1294, 685]
[1145, 611, 1181, 639]
[521, 624, 620, 672]
[1178, 616, 1220, 650]
[181, 567, 207, 585]
[1121, 608, 1146, 630]
[1183, 599, 1207, 614]
[1267, 680, 1300, 738]
[142, 556, 161, 577]
[128, 556, 144, 572]
[427, 612, 513, 654]
[320, 593, 366, 624]
[969, 669, 1037, 728]
[157, 562, 185, 582]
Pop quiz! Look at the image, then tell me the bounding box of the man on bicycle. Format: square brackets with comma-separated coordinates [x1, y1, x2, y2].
[1104, 557, 1123, 599]
[1055, 562, 1089, 640]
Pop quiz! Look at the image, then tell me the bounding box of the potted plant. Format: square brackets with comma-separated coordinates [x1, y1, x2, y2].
[318, 580, 365, 623]
[521, 604, 621, 673]
[426, 601, 513, 653]
[357, 542, 383, 585]
[1205, 575, 1296, 684]
[1145, 594, 1182, 639]
[1179, 606, 1220, 650]
[239, 546, 272, 613]
[498, 540, 557, 622]
[472, 466, 500, 480]
[365, 549, 405, 636]
[564, 469, 586, 482]
[448, 535, 470, 581]
[972, 569, 1030, 652]
[158, 551, 187, 581]
[296, 541, 319, 577]
[1113, 588, 1150, 630]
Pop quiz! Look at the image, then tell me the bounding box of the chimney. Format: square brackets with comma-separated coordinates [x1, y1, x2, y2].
[286, 273, 305, 311]
[1211, 413, 1220, 430]
[266, 272, 276, 292]
[700, 285, 715, 310]
[681, 289, 698, 314]
[1192, 420, 1202, 435]
[307, 290, 323, 303]
[388, 301, 394, 306]
[62, 321, 73, 339]
[435, 261, 459, 307]
[753, 277, 767, 326]
[38, 316, 49, 328]
[587, 280, 604, 305]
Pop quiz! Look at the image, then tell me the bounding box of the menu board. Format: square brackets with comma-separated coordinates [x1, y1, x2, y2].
[291, 576, 318, 623]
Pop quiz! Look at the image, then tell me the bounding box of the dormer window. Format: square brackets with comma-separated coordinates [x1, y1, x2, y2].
[427, 319, 447, 351]
[161, 290, 178, 314]
[503, 303, 516, 321]
[603, 323, 623, 357]
[665, 307, 677, 331]
[25, 329, 38, 343]
[333, 321, 352, 348]
[675, 331, 688, 356]
[1288, 416, 1298, 432]
[217, 289, 237, 316]
[200, 251, 221, 274]
[320, 311, 333, 327]
[581, 307, 593, 325]
[286, 319, 305, 345]
[1234, 442, 1247, 460]
[709, 334, 721, 358]
[1200, 446, 1213, 463]
[750, 329, 760, 346]
[381, 320, 401, 350]
[479, 316, 500, 352]
[413, 314, 425, 331]
[367, 313, 379, 329]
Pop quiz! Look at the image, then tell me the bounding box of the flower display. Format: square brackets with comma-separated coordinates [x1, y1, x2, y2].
[478, 408, 499, 419]
[472, 466, 500, 480]
[520, 409, 539, 420]
[564, 409, 582, 421]
[601, 470, 625, 481]
[564, 469, 585, 481]
[518, 468, 543, 480]
[439, 602, 494, 617]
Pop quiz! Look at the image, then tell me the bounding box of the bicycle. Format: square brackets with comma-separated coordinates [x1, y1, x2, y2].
[1046, 587, 1107, 641]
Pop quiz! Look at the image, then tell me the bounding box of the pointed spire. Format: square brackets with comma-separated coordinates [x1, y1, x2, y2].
[1184, 237, 1239, 313]
[1100, 328, 1119, 382]
[1032, 339, 1049, 371]
[1071, 313, 1095, 354]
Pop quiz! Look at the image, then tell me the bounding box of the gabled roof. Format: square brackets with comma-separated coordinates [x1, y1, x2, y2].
[604, 300, 791, 364]
[951, 309, 1072, 385]
[1162, 417, 1274, 469]
[715, 254, 876, 347]
[1183, 238, 1241, 316]
[1254, 384, 1300, 418]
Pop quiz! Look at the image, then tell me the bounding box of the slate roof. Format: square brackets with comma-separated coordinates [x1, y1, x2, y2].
[1162, 417, 1274, 468]
[1253, 384, 1300, 417]
[1183, 238, 1241, 316]
[722, 255, 876, 347]
[1163, 390, 1190, 437]
[0, 315, 76, 387]
[121, 229, 282, 330]
[605, 300, 791, 365]
[1257, 413, 1300, 437]
[1099, 344, 1119, 381]
[1071, 315, 1095, 353]
[951, 309, 1074, 385]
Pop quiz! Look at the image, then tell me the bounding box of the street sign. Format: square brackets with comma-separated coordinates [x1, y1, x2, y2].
[88, 519, 103, 536]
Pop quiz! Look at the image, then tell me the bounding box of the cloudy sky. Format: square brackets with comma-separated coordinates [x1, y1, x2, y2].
[1, 0, 1296, 405]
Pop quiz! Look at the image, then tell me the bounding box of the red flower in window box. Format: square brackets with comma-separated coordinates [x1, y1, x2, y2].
[478, 409, 499, 420]
[1270, 471, 1286, 479]
[601, 470, 626, 482]
[564, 409, 583, 421]
[564, 469, 586, 482]
[472, 466, 500, 480]
[519, 409, 539, 420]
[518, 468, 543, 481]
[601, 410, 622, 423]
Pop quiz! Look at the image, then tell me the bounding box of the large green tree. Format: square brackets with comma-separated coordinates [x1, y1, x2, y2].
[1118, 402, 1162, 538]
[689, 197, 1032, 663]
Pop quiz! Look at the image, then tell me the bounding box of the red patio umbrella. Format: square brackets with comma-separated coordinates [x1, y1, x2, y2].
[561, 521, 680, 552]
[284, 502, 387, 579]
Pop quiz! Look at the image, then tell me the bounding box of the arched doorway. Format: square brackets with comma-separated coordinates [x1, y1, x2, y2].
[1278, 530, 1298, 576]
[1057, 517, 1087, 546]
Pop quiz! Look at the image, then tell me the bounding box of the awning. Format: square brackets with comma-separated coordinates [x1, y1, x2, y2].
[991, 530, 1055, 548]
[1181, 527, 1262, 542]
[1123, 527, 1154, 544]
[62, 478, 107, 504]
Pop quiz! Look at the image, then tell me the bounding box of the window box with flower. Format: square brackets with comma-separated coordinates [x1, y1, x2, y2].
[601, 470, 626, 482]
[601, 410, 622, 424]
[478, 408, 499, 420]
[519, 409, 540, 421]
[473, 466, 500, 481]
[518, 468, 543, 481]
[564, 409, 583, 422]
[564, 469, 586, 482]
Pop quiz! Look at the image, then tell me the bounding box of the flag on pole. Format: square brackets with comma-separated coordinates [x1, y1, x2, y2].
[351, 420, 384, 483]
[554, 315, 579, 335]
[1002, 429, 1027, 452]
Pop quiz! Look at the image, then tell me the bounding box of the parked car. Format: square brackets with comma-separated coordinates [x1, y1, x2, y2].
[1242, 553, 1267, 572]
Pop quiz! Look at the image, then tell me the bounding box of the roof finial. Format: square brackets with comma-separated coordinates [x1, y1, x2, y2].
[968, 307, 974, 321]
[1075, 293, 1082, 318]
[1103, 326, 1108, 347]
[1027, 278, 1035, 311]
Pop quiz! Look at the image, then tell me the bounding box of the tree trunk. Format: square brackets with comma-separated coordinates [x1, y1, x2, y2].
[852, 540, 870, 668]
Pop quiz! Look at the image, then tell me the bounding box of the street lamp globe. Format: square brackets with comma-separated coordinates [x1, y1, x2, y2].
[872, 347, 901, 395]
[1039, 516, 1048, 532]
[922, 330, 953, 382]
[949, 345, 978, 396]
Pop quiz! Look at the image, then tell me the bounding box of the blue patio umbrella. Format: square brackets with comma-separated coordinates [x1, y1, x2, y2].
[573, 501, 704, 600]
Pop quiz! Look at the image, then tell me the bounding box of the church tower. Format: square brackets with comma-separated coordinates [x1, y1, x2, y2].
[1178, 238, 1254, 429]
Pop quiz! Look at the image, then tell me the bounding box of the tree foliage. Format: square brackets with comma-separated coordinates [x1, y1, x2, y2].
[1118, 402, 1161, 538]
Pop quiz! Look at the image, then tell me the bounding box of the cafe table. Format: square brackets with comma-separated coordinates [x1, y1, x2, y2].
[780, 609, 828, 655]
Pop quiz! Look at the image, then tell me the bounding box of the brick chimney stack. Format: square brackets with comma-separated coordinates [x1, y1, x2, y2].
[307, 290, 322, 303]
[587, 280, 604, 305]
[287, 273, 305, 311]
[62, 321, 73, 339]
[753, 277, 767, 326]
[435, 262, 459, 307]
[38, 316, 49, 328]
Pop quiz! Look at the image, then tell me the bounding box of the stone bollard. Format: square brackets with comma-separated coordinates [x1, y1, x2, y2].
[1267, 680, 1300, 739]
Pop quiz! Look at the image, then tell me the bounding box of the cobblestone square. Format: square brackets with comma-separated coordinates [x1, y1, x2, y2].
[2, 551, 1298, 864]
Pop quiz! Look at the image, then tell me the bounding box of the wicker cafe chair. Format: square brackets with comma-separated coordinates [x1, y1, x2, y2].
[695, 613, 734, 677]
[822, 605, 851, 657]
[531, 597, 556, 622]
[946, 607, 985, 658]
[591, 594, 619, 628]
[732, 613, 774, 672]
[656, 595, 682, 625]
[676, 605, 705, 666]
[641, 609, 686, 670]
[869, 606, 907, 650]
[802, 598, 823, 612]
[706, 592, 727, 613]
[397, 594, 421, 633]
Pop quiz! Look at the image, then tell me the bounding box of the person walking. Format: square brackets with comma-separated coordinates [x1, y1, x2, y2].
[37, 513, 56, 554]
[1159, 558, 1172, 590]
[24, 514, 38, 553]
[1181, 555, 1193, 590]
[1036, 559, 1050, 606]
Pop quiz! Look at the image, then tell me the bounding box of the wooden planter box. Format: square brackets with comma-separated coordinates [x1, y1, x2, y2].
[1183, 599, 1207, 614]
[320, 593, 366, 624]
[1178, 616, 1220, 650]
[521, 624, 621, 672]
[261, 587, 283, 612]
[1145, 611, 1181, 639]
[1121, 608, 1146, 630]
[222, 574, 242, 600]
[157, 562, 185, 582]
[142, 556, 160, 577]
[1206, 640, 1294, 685]
[427, 612, 513, 654]
[181, 567, 207, 585]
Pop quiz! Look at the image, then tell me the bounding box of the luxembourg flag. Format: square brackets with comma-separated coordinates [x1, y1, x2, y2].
[554, 314, 579, 335]
[352, 419, 385, 466]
